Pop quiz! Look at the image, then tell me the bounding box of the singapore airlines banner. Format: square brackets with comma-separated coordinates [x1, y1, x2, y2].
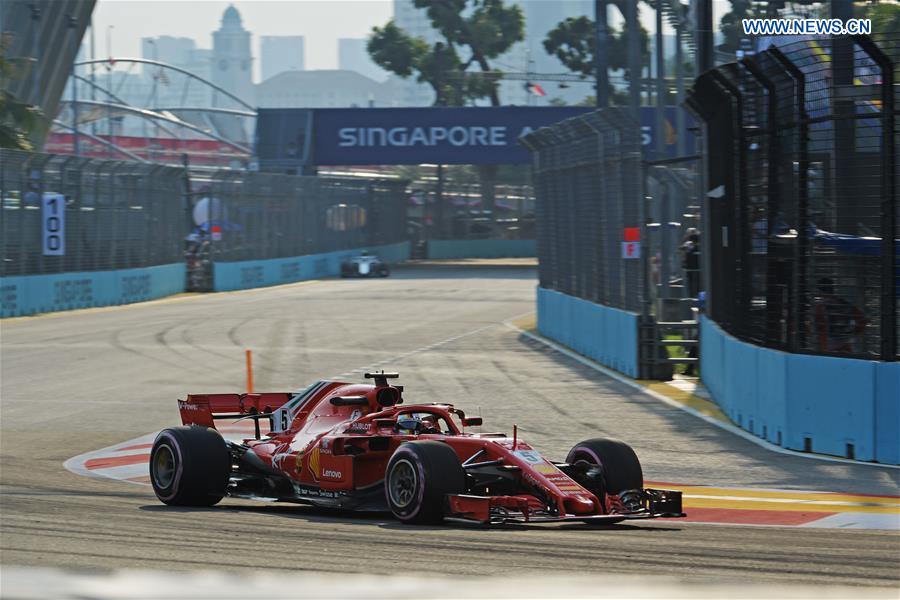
[255, 106, 692, 168]
[314, 106, 591, 165]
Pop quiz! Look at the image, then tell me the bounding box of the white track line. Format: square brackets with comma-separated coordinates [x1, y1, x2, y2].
[504, 318, 900, 471]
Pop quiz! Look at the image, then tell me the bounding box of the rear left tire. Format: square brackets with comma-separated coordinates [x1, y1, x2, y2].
[150, 426, 231, 506]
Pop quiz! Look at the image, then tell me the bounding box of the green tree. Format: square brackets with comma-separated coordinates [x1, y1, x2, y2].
[542, 14, 649, 103]
[367, 0, 524, 107]
[543, 16, 649, 78]
[864, 2, 900, 35]
[0, 34, 41, 150]
[367, 0, 525, 222]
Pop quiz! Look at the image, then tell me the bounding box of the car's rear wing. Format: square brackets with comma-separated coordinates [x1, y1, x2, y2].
[178, 392, 293, 438]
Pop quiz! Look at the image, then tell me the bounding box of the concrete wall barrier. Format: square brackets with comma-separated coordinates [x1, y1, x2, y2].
[1, 263, 185, 318]
[536, 287, 639, 378]
[700, 315, 899, 464]
[212, 241, 410, 292]
[427, 239, 536, 259]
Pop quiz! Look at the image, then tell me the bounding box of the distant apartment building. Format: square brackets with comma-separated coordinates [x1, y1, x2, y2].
[338, 38, 389, 83]
[260, 35, 305, 82]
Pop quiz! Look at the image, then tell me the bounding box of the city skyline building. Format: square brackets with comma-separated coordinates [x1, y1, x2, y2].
[260, 35, 305, 82]
[338, 38, 389, 83]
[212, 4, 255, 106]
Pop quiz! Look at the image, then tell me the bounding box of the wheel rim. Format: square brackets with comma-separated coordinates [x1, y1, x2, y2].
[153, 444, 176, 489]
[388, 459, 417, 508]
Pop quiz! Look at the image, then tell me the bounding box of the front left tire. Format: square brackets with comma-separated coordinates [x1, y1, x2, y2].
[150, 426, 231, 506]
[385, 441, 464, 524]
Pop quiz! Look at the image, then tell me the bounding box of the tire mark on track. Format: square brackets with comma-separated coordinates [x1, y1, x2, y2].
[227, 318, 252, 347]
[152, 319, 224, 375]
[109, 328, 208, 375]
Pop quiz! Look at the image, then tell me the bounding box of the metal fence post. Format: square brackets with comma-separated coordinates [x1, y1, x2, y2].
[854, 36, 896, 361]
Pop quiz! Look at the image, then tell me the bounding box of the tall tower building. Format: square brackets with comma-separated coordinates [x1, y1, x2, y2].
[212, 4, 254, 106]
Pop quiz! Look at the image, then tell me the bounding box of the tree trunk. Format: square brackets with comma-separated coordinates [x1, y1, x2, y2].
[477, 164, 497, 217]
[474, 52, 499, 219]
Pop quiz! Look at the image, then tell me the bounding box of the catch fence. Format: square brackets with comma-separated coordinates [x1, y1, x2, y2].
[686, 33, 898, 360]
[1, 149, 185, 277]
[521, 108, 646, 313]
[199, 171, 407, 264]
[2, 150, 410, 286]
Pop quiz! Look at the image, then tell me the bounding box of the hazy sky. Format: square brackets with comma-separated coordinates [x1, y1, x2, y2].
[88, 0, 734, 81]
[90, 0, 393, 79]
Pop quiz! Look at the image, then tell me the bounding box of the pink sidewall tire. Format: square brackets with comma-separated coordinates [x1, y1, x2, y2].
[150, 426, 230, 507]
[385, 441, 464, 525]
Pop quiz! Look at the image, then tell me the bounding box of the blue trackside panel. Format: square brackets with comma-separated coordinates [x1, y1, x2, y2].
[699, 316, 725, 404]
[755, 346, 788, 445]
[536, 287, 639, 378]
[0, 263, 185, 318]
[212, 242, 410, 292]
[701, 315, 891, 463]
[427, 239, 536, 259]
[874, 362, 900, 464]
[786, 354, 875, 460]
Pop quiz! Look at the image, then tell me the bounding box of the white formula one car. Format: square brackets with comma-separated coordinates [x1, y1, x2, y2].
[340, 251, 390, 278]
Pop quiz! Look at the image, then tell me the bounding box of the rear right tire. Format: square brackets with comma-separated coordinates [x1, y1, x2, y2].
[150, 426, 231, 506]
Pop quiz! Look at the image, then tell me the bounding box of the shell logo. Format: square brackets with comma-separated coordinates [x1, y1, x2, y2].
[308, 447, 320, 481]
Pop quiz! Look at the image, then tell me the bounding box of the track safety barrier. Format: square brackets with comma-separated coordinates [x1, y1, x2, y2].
[0, 263, 185, 318]
[537, 287, 639, 378]
[212, 241, 410, 292]
[701, 315, 899, 464]
[426, 239, 536, 259]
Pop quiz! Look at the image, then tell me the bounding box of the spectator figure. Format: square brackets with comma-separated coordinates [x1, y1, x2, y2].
[813, 278, 867, 354]
[680, 228, 701, 298]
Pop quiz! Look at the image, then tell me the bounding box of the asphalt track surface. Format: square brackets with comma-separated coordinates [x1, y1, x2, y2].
[1, 264, 898, 589]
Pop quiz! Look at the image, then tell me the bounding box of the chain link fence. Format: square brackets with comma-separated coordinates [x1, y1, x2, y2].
[1, 149, 186, 277]
[686, 33, 898, 360]
[521, 108, 645, 313]
[2, 150, 409, 288]
[196, 171, 407, 264]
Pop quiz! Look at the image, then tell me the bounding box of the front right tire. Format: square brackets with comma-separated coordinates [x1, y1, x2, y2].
[150, 426, 231, 506]
[566, 438, 643, 499]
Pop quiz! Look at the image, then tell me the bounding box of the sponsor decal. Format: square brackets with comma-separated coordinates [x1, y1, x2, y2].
[177, 401, 203, 412]
[346, 422, 372, 434]
[322, 469, 342, 479]
[350, 409, 362, 421]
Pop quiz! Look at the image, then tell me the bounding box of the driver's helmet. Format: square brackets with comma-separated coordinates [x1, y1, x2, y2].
[360, 250, 369, 257]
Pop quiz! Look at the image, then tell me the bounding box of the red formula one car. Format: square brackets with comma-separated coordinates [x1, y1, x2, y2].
[150, 372, 685, 525]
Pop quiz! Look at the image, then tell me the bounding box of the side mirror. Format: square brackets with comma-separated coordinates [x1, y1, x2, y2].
[462, 417, 482, 427]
